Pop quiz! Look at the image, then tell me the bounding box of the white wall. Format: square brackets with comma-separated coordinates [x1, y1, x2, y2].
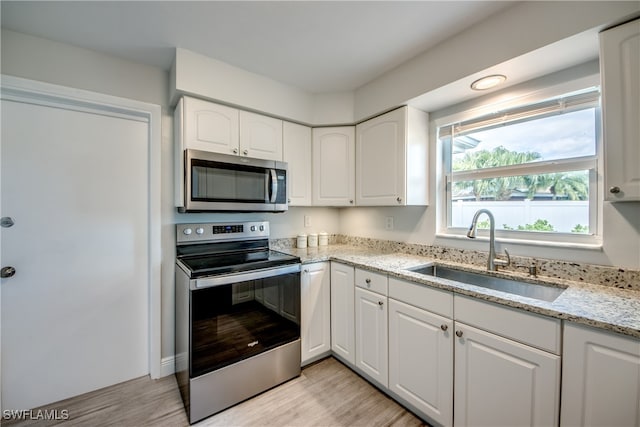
[172, 48, 355, 126]
[354, 1, 640, 121]
[1, 30, 342, 362]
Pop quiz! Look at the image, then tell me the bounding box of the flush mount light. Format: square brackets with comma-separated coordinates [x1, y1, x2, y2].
[470, 74, 507, 91]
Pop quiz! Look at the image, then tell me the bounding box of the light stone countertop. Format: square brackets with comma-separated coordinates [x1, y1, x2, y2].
[280, 244, 640, 340]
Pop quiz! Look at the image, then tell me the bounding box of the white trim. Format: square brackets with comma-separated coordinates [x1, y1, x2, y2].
[161, 356, 176, 377]
[0, 75, 163, 380]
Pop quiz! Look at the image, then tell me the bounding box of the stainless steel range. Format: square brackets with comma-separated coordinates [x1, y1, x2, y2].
[175, 221, 301, 424]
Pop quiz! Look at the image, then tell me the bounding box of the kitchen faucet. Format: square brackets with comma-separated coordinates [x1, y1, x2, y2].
[467, 209, 510, 271]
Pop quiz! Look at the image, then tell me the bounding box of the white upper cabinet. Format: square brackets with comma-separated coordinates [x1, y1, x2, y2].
[355, 106, 429, 206]
[561, 322, 640, 427]
[600, 19, 640, 201]
[239, 111, 283, 161]
[312, 127, 355, 206]
[176, 96, 283, 161]
[283, 121, 312, 206]
[180, 96, 240, 155]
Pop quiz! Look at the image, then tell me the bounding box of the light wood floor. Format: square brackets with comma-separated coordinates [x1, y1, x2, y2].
[5, 357, 430, 427]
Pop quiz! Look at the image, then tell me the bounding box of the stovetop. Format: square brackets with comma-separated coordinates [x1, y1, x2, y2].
[176, 221, 299, 279]
[178, 249, 299, 279]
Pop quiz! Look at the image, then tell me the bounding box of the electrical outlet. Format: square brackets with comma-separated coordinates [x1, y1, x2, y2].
[385, 216, 394, 230]
[304, 215, 311, 227]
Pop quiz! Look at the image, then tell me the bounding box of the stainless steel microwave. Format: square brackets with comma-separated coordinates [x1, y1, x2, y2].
[177, 149, 288, 213]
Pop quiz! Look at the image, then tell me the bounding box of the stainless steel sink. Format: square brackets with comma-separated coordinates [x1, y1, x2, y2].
[407, 264, 565, 302]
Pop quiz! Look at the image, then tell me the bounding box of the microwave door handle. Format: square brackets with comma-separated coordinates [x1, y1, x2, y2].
[269, 169, 278, 203]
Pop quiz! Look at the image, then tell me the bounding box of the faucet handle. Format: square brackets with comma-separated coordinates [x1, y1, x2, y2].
[494, 248, 511, 267]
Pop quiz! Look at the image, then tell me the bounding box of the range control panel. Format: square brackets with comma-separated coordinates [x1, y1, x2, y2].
[176, 221, 270, 244]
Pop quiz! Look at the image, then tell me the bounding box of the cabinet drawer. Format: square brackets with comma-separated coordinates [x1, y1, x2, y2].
[454, 295, 561, 354]
[355, 268, 387, 296]
[388, 277, 453, 318]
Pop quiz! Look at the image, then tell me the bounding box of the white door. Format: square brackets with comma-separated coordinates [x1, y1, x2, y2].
[389, 299, 453, 426]
[301, 262, 331, 365]
[1, 98, 150, 410]
[561, 322, 640, 427]
[355, 287, 388, 388]
[356, 107, 406, 206]
[330, 262, 355, 365]
[283, 121, 312, 206]
[239, 111, 283, 161]
[454, 323, 561, 427]
[312, 127, 355, 206]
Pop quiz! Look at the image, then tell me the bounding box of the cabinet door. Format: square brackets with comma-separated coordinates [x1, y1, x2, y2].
[600, 19, 640, 201]
[389, 299, 453, 427]
[301, 263, 331, 365]
[312, 127, 355, 206]
[283, 121, 312, 206]
[239, 111, 283, 161]
[561, 322, 640, 427]
[355, 287, 388, 388]
[454, 323, 560, 427]
[356, 107, 406, 206]
[330, 262, 355, 365]
[183, 97, 239, 155]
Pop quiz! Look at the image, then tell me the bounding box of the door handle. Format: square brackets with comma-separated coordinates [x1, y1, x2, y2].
[1, 217, 15, 228]
[1, 266, 16, 278]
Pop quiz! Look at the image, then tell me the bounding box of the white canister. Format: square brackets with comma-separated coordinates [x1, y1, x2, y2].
[297, 234, 307, 249]
[319, 232, 329, 246]
[308, 233, 318, 247]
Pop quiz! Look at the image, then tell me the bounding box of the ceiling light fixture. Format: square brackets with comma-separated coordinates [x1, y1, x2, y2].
[470, 74, 507, 91]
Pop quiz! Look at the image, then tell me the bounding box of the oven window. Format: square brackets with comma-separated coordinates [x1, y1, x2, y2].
[190, 272, 300, 377]
[191, 160, 268, 203]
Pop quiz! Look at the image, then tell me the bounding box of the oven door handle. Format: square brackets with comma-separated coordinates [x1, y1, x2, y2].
[193, 263, 301, 289]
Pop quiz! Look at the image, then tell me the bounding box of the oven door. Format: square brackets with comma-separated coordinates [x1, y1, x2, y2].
[182, 149, 287, 212]
[189, 267, 301, 378]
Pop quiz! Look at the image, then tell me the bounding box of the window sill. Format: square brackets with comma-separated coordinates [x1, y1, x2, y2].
[435, 232, 603, 251]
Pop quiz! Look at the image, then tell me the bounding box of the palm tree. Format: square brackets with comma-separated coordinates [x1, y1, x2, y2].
[453, 146, 542, 200]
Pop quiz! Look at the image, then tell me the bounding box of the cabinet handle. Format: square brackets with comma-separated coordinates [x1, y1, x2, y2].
[365, 278, 371, 285]
[232, 148, 238, 154]
[243, 149, 249, 155]
[440, 324, 448, 332]
[609, 186, 621, 194]
[349, 199, 354, 204]
[455, 330, 463, 338]
[303, 269, 309, 274]
[287, 198, 291, 203]
[378, 301, 384, 306]
[396, 197, 402, 203]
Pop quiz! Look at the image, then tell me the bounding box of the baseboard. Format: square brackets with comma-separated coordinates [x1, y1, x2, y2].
[160, 356, 175, 377]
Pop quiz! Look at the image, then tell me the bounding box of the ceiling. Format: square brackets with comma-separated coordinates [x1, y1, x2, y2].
[1, 1, 517, 93]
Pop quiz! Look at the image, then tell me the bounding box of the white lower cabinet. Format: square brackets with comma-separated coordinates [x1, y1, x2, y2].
[560, 322, 640, 427]
[454, 323, 561, 427]
[453, 295, 561, 427]
[389, 299, 453, 427]
[330, 262, 356, 365]
[301, 262, 331, 366]
[355, 286, 388, 388]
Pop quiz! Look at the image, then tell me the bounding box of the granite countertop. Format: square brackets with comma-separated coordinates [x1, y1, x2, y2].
[281, 244, 640, 339]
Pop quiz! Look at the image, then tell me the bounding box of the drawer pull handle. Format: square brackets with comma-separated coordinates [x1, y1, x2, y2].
[365, 278, 371, 284]
[440, 324, 448, 332]
[378, 301, 384, 306]
[609, 186, 621, 194]
[455, 330, 463, 338]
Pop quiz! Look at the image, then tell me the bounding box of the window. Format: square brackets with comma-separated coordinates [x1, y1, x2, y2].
[438, 88, 600, 241]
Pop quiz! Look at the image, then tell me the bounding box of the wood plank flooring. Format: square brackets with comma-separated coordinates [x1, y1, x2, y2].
[4, 357, 430, 427]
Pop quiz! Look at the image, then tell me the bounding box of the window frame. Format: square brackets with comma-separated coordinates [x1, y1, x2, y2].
[435, 80, 603, 248]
